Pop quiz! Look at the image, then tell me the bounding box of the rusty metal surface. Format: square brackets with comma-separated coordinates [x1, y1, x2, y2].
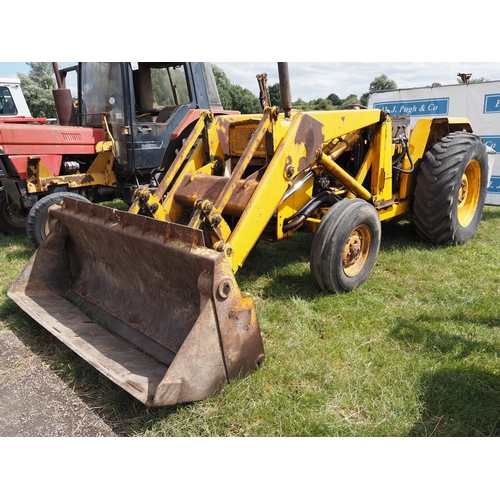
[52, 88, 78, 126]
[173, 173, 259, 217]
[8, 197, 264, 406]
[256, 73, 270, 109]
[213, 110, 273, 216]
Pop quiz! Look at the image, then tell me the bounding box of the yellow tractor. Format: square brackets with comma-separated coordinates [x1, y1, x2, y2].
[8, 63, 490, 406]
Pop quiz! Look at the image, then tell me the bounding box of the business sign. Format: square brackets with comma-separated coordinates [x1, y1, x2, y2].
[480, 136, 500, 152]
[488, 176, 500, 194]
[484, 94, 500, 113]
[373, 98, 449, 116]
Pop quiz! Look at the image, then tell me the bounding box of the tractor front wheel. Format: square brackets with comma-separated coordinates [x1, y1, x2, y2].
[26, 192, 89, 248]
[310, 198, 381, 293]
[0, 188, 26, 235]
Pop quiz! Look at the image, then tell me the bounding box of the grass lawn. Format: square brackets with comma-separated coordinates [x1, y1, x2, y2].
[1, 206, 499, 436]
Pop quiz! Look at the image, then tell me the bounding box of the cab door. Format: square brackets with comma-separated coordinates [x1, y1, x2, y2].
[79, 62, 134, 172]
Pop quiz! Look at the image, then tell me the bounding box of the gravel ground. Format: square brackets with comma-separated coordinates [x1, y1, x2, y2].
[0, 327, 116, 437]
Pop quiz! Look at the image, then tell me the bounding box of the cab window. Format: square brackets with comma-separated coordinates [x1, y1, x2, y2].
[80, 62, 124, 127]
[0, 87, 17, 115]
[134, 63, 191, 122]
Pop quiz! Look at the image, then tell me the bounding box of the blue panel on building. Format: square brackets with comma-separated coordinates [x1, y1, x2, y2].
[488, 176, 500, 193]
[483, 94, 500, 114]
[480, 136, 500, 152]
[373, 98, 449, 116]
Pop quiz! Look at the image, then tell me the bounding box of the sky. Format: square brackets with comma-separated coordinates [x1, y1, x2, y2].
[2, 0, 498, 102]
[2, 61, 500, 104]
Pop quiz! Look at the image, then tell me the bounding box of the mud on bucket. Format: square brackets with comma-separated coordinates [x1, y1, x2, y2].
[8, 197, 264, 407]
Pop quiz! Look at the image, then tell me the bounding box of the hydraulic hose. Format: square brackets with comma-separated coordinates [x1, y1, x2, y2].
[282, 190, 340, 232]
[392, 139, 415, 173]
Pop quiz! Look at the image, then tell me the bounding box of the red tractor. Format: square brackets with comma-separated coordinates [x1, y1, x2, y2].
[0, 62, 230, 246]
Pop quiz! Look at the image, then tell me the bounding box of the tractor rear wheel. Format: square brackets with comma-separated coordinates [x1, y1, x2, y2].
[310, 198, 381, 293]
[0, 188, 26, 235]
[26, 192, 89, 248]
[413, 131, 488, 245]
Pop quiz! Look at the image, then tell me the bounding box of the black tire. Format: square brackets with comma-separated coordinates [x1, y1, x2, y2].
[413, 131, 488, 245]
[310, 198, 381, 293]
[26, 192, 89, 248]
[0, 187, 26, 235]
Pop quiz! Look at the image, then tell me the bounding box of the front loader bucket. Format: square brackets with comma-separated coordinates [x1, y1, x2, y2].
[8, 198, 264, 407]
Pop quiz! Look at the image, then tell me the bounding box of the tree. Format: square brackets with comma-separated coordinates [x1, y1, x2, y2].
[327, 93, 342, 106]
[341, 94, 360, 108]
[314, 98, 333, 110]
[212, 64, 260, 113]
[17, 62, 57, 118]
[268, 83, 282, 109]
[368, 74, 398, 93]
[292, 97, 308, 110]
[360, 74, 397, 106]
[228, 84, 261, 114]
[212, 64, 233, 110]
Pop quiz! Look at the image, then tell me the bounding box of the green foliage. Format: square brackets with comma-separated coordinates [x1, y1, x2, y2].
[17, 62, 57, 118]
[313, 98, 333, 110]
[292, 93, 360, 111]
[327, 93, 342, 106]
[291, 97, 308, 110]
[212, 64, 260, 113]
[457, 76, 488, 84]
[342, 94, 360, 107]
[211, 64, 232, 110]
[360, 74, 398, 106]
[228, 84, 261, 114]
[268, 83, 282, 109]
[368, 74, 398, 93]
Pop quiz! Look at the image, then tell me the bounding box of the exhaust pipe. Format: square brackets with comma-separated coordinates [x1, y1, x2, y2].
[52, 62, 78, 126]
[278, 62, 292, 119]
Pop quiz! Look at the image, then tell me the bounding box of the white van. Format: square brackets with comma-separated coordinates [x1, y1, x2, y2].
[0, 78, 32, 118]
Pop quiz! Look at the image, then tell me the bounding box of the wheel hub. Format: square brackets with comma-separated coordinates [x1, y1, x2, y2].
[342, 225, 371, 277]
[343, 235, 361, 266]
[2, 205, 26, 229]
[458, 176, 468, 205]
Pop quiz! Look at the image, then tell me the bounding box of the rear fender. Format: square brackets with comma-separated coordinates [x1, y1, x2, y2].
[400, 117, 474, 198]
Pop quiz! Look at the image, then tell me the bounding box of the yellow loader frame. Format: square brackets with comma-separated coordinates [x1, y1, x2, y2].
[130, 107, 476, 274]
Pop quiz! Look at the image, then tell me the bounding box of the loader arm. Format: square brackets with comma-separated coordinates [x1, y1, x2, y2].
[138, 108, 393, 273]
[226, 111, 325, 271]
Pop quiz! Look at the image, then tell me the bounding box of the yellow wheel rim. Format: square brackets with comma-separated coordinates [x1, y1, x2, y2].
[457, 159, 481, 227]
[342, 224, 371, 277]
